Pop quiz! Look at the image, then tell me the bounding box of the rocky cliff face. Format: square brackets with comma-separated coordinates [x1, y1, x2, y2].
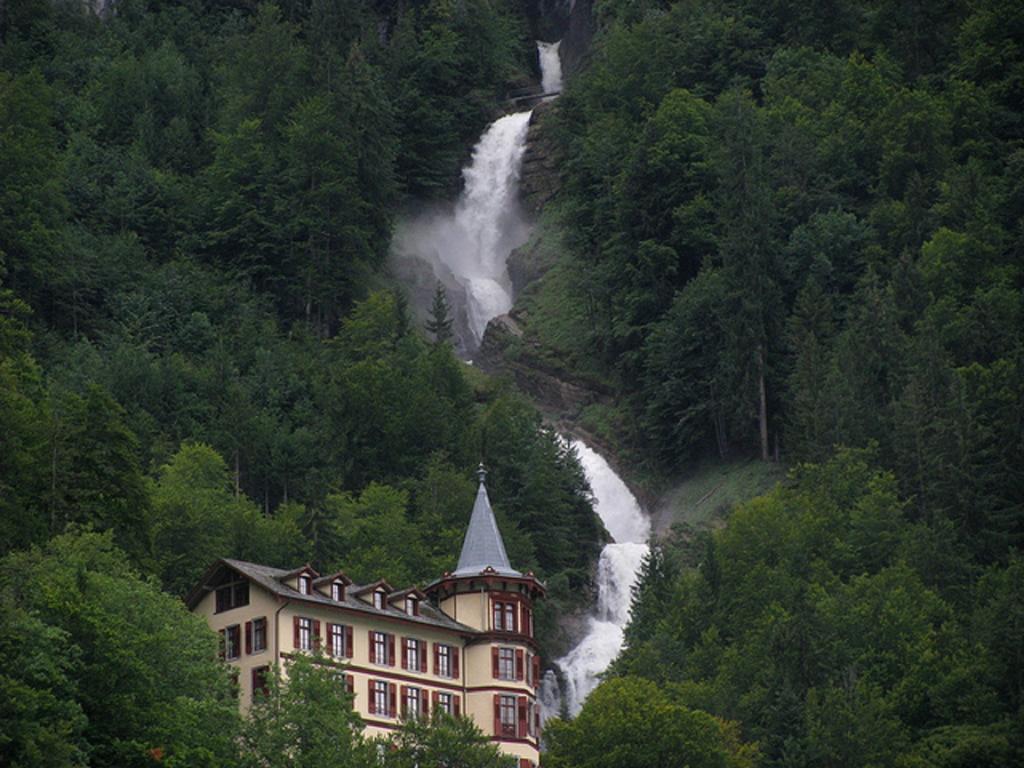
[519, 100, 562, 216]
[560, 0, 596, 76]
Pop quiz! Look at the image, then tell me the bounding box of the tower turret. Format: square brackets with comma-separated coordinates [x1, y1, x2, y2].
[425, 465, 544, 766]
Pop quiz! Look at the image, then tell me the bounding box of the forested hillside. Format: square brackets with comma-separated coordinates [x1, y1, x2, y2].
[1, 2, 599, 763]
[0, 0, 609, 593]
[539, 1, 1024, 766]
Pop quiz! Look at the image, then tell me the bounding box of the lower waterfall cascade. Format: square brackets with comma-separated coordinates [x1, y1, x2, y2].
[540, 441, 651, 718]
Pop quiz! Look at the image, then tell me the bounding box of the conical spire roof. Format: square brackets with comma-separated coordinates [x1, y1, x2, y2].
[452, 465, 521, 577]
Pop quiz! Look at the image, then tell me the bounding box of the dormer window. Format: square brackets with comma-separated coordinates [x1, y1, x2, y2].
[374, 590, 385, 609]
[405, 596, 418, 616]
[331, 581, 345, 601]
[298, 575, 311, 595]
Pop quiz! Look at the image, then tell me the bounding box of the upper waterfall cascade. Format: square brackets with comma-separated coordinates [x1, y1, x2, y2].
[538, 40, 563, 95]
[391, 41, 564, 352]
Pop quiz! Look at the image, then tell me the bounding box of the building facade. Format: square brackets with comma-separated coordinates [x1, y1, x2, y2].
[187, 467, 544, 767]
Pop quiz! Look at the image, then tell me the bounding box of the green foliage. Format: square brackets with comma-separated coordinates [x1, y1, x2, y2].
[150, 442, 308, 596]
[379, 710, 515, 768]
[0, 530, 242, 768]
[544, 676, 758, 768]
[615, 450, 1024, 766]
[241, 654, 369, 768]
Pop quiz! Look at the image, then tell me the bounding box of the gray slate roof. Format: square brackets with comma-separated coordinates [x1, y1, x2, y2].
[218, 558, 477, 634]
[452, 480, 522, 578]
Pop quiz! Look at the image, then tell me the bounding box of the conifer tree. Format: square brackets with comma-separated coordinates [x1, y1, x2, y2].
[426, 283, 454, 345]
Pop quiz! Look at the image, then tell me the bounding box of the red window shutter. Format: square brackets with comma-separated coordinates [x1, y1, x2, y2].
[454, 696, 461, 717]
[388, 634, 396, 666]
[346, 674, 354, 695]
[433, 643, 440, 675]
[400, 685, 408, 717]
[518, 696, 528, 738]
[368, 680, 376, 715]
[389, 683, 397, 717]
[325, 623, 334, 655]
[520, 603, 528, 634]
[401, 638, 408, 670]
[368, 630, 375, 660]
[293, 617, 300, 649]
[532, 656, 541, 689]
[312, 620, 321, 649]
[452, 648, 460, 678]
[516, 649, 525, 681]
[493, 694, 501, 736]
[345, 625, 354, 658]
[421, 688, 429, 714]
[419, 642, 427, 672]
[492, 647, 500, 678]
[245, 621, 252, 654]
[520, 760, 531, 768]
[432, 690, 439, 709]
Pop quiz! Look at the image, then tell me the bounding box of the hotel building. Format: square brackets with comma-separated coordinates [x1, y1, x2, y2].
[187, 466, 544, 767]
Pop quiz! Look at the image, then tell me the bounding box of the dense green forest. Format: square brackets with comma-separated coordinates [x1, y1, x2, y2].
[3, 0, 1023, 766]
[0, 0, 605, 596]
[537, 1, 1024, 767]
[0, 1, 597, 764]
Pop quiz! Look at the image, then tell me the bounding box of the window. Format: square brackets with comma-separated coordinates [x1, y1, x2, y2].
[371, 631, 393, 666]
[215, 581, 249, 613]
[404, 638, 422, 672]
[499, 695, 517, 738]
[405, 596, 418, 616]
[252, 666, 269, 697]
[492, 600, 517, 631]
[373, 590, 385, 609]
[436, 692, 453, 714]
[297, 617, 313, 651]
[436, 644, 452, 678]
[403, 686, 422, 718]
[298, 575, 311, 595]
[373, 680, 389, 716]
[331, 582, 344, 601]
[498, 647, 515, 680]
[370, 680, 394, 717]
[252, 617, 267, 653]
[222, 624, 241, 660]
[329, 623, 348, 658]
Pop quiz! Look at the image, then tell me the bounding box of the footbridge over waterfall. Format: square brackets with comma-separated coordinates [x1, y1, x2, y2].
[505, 85, 561, 107]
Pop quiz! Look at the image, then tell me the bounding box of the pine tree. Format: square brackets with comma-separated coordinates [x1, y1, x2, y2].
[425, 283, 454, 345]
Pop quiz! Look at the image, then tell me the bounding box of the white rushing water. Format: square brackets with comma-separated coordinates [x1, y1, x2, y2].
[537, 40, 563, 95]
[392, 111, 532, 344]
[542, 441, 651, 717]
[392, 40, 563, 350]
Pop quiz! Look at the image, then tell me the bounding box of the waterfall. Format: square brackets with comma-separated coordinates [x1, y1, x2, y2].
[541, 440, 651, 717]
[537, 40, 563, 95]
[391, 112, 532, 346]
[391, 40, 564, 353]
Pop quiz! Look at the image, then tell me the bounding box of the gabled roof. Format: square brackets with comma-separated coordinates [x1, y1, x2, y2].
[351, 579, 395, 597]
[389, 586, 426, 604]
[452, 466, 522, 578]
[279, 564, 319, 580]
[313, 570, 352, 587]
[186, 559, 476, 634]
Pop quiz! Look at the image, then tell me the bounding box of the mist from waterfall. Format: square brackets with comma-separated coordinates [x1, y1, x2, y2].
[541, 440, 651, 718]
[391, 41, 564, 353]
[391, 112, 531, 346]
